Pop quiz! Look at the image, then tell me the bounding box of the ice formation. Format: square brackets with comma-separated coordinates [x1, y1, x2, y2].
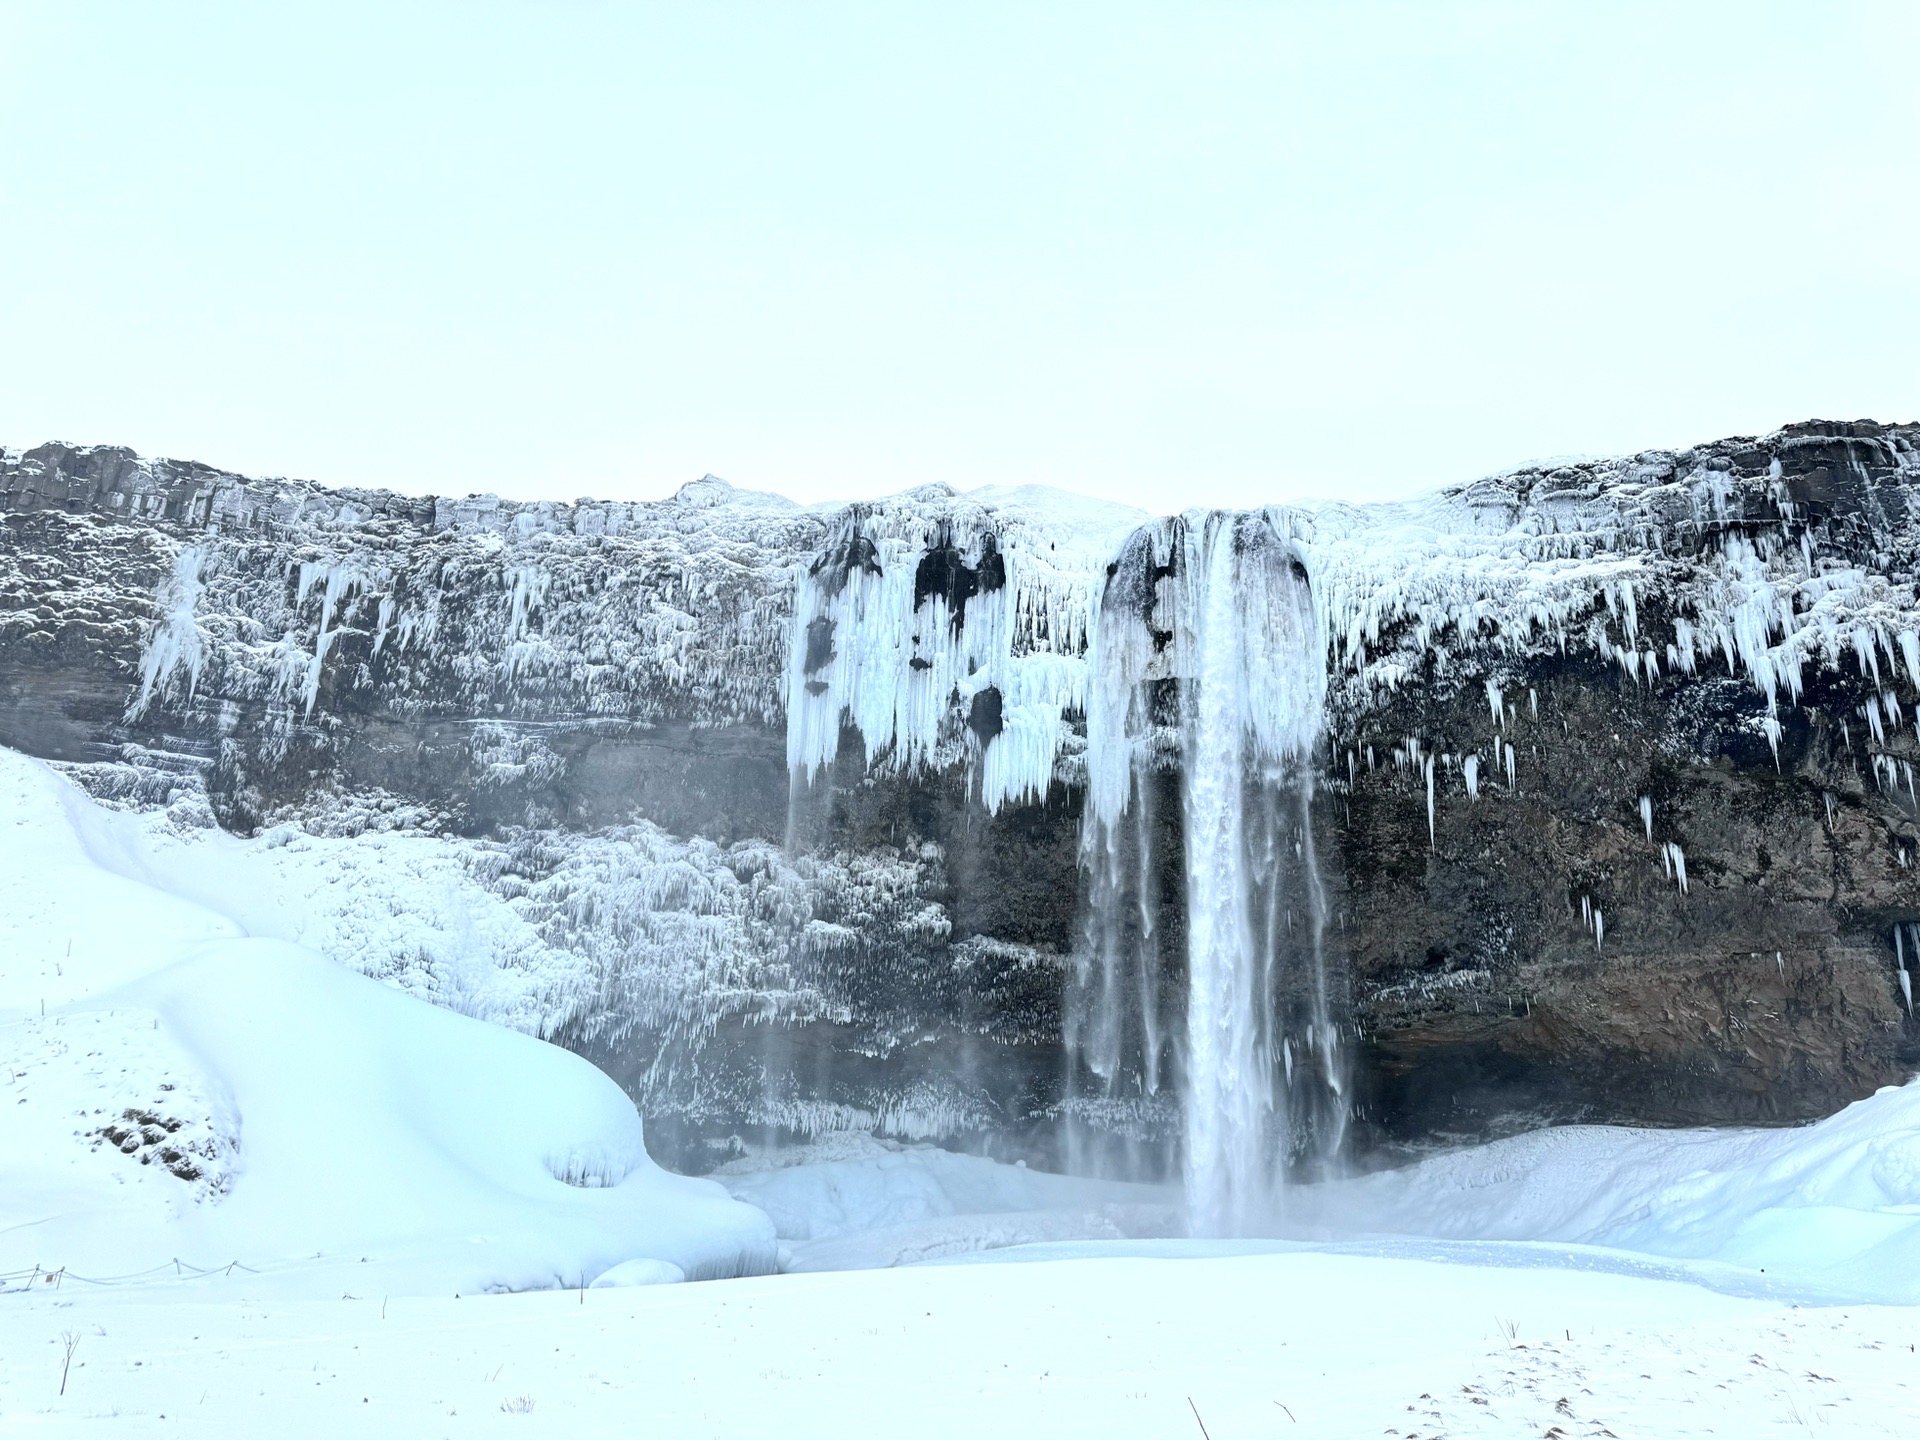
[1659, 841, 1689, 894]
[783, 489, 1141, 812]
[130, 544, 206, 715]
[39, 746, 957, 1136]
[69, 421, 1920, 884]
[1894, 924, 1916, 1019]
[0, 423, 1893, 816]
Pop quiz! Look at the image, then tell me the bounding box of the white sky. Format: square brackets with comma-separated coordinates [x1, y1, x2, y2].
[2, 1, 1916, 511]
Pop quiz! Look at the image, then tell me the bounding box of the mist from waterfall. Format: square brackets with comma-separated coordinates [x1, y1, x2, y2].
[1072, 509, 1347, 1236]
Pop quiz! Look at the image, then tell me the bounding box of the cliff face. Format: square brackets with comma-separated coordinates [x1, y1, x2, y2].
[5, 423, 1918, 1171]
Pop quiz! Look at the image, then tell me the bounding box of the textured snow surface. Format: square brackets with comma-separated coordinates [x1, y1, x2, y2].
[0, 749, 776, 1297]
[2, 1252, 1916, 1436]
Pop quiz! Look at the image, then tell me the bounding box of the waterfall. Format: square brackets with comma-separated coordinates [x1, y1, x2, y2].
[1072, 509, 1346, 1235]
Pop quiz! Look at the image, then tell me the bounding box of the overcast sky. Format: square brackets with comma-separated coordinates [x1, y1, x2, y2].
[2, 2, 1915, 511]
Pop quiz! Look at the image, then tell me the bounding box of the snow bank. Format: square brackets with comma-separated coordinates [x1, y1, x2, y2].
[716, 1131, 1175, 1270]
[0, 748, 776, 1296]
[706, 1084, 1920, 1301]
[1296, 1081, 1920, 1303]
[714, 1133, 1174, 1271]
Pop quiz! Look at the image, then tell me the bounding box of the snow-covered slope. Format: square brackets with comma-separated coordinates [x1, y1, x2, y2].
[0, 748, 777, 1295]
[1293, 1079, 1920, 1304]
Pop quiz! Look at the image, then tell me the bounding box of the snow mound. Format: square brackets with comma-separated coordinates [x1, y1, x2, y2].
[715, 1132, 1178, 1269]
[589, 1257, 688, 1287]
[1301, 1080, 1920, 1302]
[0, 748, 777, 1296]
[718, 1131, 1172, 1242]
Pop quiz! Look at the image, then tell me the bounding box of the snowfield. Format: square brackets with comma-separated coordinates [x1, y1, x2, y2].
[5, 1253, 1918, 1438]
[5, 742, 1920, 1435]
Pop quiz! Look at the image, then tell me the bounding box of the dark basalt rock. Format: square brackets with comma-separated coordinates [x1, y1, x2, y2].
[965, 686, 1003, 744]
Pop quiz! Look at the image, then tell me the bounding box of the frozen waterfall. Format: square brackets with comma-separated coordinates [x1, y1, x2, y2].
[1073, 510, 1347, 1236]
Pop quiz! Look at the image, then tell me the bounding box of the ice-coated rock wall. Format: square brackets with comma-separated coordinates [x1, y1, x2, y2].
[5, 421, 1920, 1172]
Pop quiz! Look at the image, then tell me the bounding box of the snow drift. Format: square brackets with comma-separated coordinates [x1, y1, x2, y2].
[1293, 1080, 1920, 1303]
[0, 747, 776, 1295]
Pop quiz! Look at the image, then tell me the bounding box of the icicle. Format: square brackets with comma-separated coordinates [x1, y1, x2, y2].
[1529, 687, 1539, 718]
[1897, 926, 1905, 972]
[371, 595, 396, 656]
[1865, 694, 1886, 745]
[1424, 755, 1436, 847]
[1824, 791, 1837, 827]
[1593, 909, 1604, 953]
[1347, 749, 1356, 788]
[1663, 842, 1688, 894]
[1860, 627, 1884, 686]
[1503, 741, 1515, 789]
[1367, 744, 1376, 772]
[1638, 795, 1653, 842]
[1670, 618, 1698, 676]
[1762, 716, 1782, 768]
[1901, 970, 1914, 1017]
[131, 545, 209, 715]
[1776, 950, 1784, 978]
[1486, 679, 1504, 728]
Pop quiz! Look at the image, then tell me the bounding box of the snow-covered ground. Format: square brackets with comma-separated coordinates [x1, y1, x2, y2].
[5, 743, 1920, 1435]
[5, 1251, 1918, 1438]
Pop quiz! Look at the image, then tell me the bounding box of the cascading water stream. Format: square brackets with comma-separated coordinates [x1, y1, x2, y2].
[1071, 509, 1347, 1235]
[1182, 516, 1266, 1233]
